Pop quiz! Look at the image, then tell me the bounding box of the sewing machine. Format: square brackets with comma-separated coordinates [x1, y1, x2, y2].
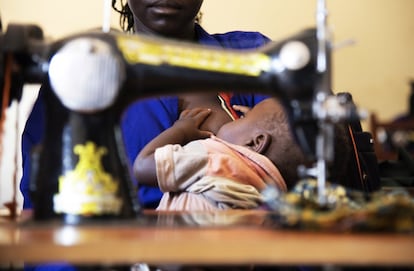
[0, 0, 361, 223]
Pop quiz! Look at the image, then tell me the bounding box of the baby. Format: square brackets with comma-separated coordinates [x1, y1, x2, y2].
[134, 97, 317, 211]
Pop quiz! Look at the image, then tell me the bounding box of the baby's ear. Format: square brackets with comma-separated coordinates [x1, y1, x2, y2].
[245, 133, 271, 154]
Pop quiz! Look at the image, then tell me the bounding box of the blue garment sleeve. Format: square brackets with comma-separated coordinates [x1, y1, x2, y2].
[20, 88, 45, 209]
[24, 263, 77, 271]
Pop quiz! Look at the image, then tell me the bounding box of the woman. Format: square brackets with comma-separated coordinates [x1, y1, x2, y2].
[20, 0, 272, 210]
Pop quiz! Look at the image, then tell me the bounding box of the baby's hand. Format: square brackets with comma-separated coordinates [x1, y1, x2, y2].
[232, 104, 251, 118]
[175, 108, 213, 141]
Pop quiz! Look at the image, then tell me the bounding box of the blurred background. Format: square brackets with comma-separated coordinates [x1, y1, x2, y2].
[1, 0, 413, 210]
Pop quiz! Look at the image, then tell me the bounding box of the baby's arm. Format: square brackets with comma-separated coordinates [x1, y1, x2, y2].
[133, 108, 213, 186]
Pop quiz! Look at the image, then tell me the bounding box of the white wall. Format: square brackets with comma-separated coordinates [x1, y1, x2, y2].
[201, 0, 414, 124]
[0, 86, 38, 213]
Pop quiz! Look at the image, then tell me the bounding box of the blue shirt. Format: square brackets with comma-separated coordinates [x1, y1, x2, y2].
[20, 24, 271, 209]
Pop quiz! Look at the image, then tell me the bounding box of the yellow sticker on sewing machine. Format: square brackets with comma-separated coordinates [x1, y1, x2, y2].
[116, 35, 271, 76]
[53, 141, 122, 215]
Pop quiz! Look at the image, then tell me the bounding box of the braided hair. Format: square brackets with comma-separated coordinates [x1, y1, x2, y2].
[112, 0, 203, 33]
[112, 0, 134, 33]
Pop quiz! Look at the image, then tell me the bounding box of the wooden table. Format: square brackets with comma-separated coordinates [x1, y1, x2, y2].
[1, 210, 414, 268]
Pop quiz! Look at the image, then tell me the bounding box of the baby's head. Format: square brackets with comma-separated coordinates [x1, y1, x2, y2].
[216, 98, 305, 188]
[216, 97, 351, 189]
